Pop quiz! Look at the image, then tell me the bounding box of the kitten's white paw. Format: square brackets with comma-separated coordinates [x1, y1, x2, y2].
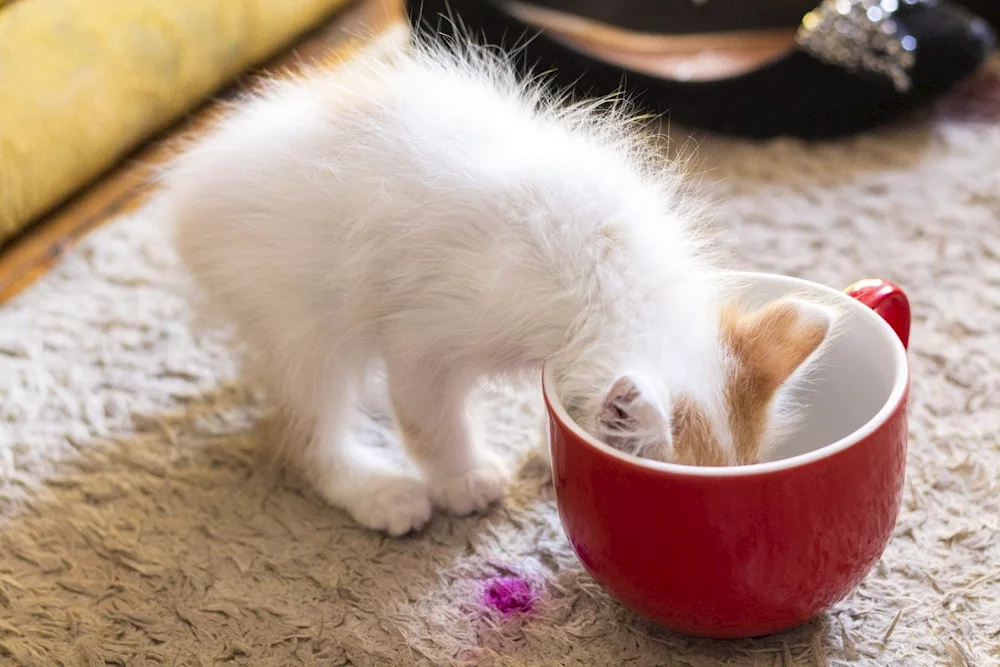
[347, 476, 432, 536]
[430, 453, 509, 516]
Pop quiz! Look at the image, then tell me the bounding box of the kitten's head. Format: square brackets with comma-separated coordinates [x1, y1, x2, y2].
[593, 297, 837, 466]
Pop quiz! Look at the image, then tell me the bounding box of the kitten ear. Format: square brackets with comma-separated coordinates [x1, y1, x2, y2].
[596, 372, 671, 459]
[761, 298, 836, 383]
[725, 297, 837, 393]
[723, 297, 837, 464]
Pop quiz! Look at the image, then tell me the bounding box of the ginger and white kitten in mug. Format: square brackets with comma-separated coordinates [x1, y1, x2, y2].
[162, 33, 836, 535]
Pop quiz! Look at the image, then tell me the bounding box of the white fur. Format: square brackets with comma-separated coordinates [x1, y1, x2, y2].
[163, 37, 746, 534]
[762, 298, 840, 446]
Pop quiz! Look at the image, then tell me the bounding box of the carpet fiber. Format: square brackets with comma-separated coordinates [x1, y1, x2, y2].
[2, 42, 1000, 666]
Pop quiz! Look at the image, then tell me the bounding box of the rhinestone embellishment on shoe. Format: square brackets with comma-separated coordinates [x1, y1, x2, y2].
[796, 0, 932, 92]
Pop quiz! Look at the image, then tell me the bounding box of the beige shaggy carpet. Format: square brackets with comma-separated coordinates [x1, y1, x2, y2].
[3, 43, 1000, 667]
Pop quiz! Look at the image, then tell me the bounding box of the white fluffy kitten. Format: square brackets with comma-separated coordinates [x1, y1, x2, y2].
[163, 35, 835, 535]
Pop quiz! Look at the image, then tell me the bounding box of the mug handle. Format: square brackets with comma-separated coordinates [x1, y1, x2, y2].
[844, 279, 910, 350]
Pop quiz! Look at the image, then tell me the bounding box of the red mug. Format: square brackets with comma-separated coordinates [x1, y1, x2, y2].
[542, 273, 910, 639]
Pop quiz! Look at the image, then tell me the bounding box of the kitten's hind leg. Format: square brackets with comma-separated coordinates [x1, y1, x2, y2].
[386, 357, 509, 516]
[283, 368, 432, 536]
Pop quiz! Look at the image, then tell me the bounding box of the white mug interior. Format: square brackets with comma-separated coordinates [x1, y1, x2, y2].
[542, 271, 910, 476]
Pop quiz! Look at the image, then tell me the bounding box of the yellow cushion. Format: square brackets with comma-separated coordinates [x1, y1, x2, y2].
[0, 0, 349, 239]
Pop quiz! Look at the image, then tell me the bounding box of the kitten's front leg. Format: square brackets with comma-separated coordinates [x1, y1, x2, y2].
[387, 360, 509, 516]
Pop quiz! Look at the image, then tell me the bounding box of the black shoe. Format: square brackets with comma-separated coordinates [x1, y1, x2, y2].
[956, 0, 1000, 32]
[528, 0, 999, 53]
[500, 0, 823, 35]
[406, 0, 996, 139]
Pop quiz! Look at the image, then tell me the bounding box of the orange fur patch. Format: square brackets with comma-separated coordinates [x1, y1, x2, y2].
[721, 300, 828, 464]
[670, 395, 727, 466]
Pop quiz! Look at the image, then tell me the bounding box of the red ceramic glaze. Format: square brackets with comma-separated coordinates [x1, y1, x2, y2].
[844, 278, 911, 349]
[543, 275, 910, 639]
